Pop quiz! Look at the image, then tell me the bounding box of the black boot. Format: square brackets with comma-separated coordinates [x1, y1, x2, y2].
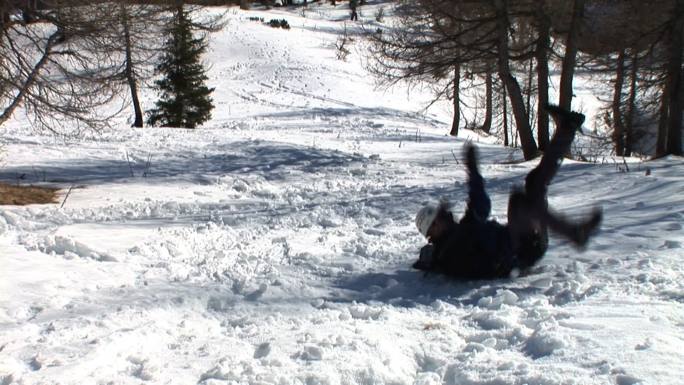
[570, 207, 603, 249]
[543, 207, 602, 249]
[545, 104, 585, 132]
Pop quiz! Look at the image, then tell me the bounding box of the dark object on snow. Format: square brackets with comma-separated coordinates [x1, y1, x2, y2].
[413, 105, 602, 280]
[350, 0, 358, 21]
[268, 19, 290, 29]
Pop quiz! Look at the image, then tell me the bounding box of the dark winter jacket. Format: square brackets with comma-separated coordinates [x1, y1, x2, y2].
[414, 165, 516, 279]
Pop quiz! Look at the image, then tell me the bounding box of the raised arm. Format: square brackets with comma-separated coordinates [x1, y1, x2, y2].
[462, 144, 491, 223]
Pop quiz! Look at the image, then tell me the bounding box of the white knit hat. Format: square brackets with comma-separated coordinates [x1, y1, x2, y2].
[415, 205, 438, 237]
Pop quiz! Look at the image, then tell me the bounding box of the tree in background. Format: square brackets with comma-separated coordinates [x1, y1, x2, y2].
[368, 0, 683, 158]
[556, 0, 584, 112]
[492, 0, 538, 160]
[662, 0, 683, 156]
[0, 1, 223, 132]
[147, 5, 215, 129]
[534, 0, 551, 150]
[101, 2, 167, 128]
[367, 1, 490, 138]
[367, 0, 541, 160]
[0, 0, 123, 133]
[101, 2, 223, 128]
[568, 0, 681, 157]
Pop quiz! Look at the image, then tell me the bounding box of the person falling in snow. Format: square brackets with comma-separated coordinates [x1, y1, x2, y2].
[350, 0, 359, 21]
[414, 105, 603, 280]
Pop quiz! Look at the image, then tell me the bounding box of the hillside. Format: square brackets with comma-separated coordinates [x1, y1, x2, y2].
[1, 3, 683, 384]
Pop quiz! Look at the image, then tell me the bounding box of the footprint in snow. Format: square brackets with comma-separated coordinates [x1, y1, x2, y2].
[28, 356, 42, 371]
[244, 283, 268, 301]
[615, 374, 644, 385]
[13, 305, 43, 322]
[293, 345, 323, 361]
[660, 240, 681, 249]
[634, 338, 652, 351]
[254, 342, 271, 359]
[662, 222, 682, 231]
[128, 357, 154, 381]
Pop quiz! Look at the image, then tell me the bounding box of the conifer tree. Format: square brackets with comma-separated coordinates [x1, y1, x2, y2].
[147, 5, 214, 129]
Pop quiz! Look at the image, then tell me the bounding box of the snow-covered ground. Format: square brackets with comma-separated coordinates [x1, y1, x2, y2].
[1, 2, 683, 384]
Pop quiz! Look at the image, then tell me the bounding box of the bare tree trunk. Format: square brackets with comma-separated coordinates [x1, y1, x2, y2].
[450, 64, 460, 136]
[0, 4, 7, 38]
[526, 58, 533, 120]
[525, 58, 534, 148]
[494, 0, 537, 159]
[121, 4, 144, 128]
[558, 0, 584, 111]
[0, 30, 60, 126]
[656, 82, 670, 157]
[666, 0, 684, 156]
[535, 1, 550, 151]
[624, 51, 638, 157]
[502, 79, 509, 147]
[481, 70, 492, 134]
[612, 50, 626, 156]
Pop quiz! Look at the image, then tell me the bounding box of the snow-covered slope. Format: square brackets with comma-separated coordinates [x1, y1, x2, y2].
[1, 3, 683, 384]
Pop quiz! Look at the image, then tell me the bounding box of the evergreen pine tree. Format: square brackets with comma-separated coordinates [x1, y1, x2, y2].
[147, 5, 214, 129]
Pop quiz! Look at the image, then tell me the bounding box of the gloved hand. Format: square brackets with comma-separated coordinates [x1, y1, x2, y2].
[463, 143, 491, 223]
[413, 244, 435, 270]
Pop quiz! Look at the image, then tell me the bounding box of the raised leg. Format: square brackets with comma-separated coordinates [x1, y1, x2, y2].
[507, 188, 548, 269]
[524, 104, 585, 204]
[542, 207, 603, 249]
[508, 105, 600, 268]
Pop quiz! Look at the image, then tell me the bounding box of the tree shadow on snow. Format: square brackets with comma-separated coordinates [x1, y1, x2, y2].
[0, 140, 367, 186]
[249, 106, 444, 128]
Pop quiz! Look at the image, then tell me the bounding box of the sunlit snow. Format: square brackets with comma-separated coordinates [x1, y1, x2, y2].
[1, 2, 683, 385]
